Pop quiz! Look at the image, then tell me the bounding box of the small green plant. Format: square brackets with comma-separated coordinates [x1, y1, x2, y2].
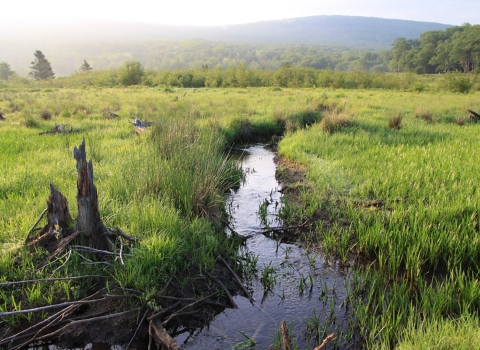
[233, 331, 257, 349]
[61, 108, 71, 118]
[261, 262, 276, 291]
[258, 199, 269, 228]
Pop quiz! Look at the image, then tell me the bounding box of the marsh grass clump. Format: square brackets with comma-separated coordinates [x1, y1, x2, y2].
[388, 112, 403, 130]
[9, 101, 20, 113]
[320, 111, 352, 134]
[22, 112, 38, 128]
[456, 116, 467, 126]
[414, 109, 435, 124]
[40, 108, 52, 120]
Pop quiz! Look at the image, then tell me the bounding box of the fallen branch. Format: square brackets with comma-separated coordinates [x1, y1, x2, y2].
[39, 124, 72, 135]
[0, 275, 108, 287]
[162, 293, 218, 326]
[218, 255, 254, 304]
[24, 208, 47, 244]
[281, 320, 293, 350]
[0, 289, 108, 347]
[69, 245, 131, 257]
[468, 109, 480, 121]
[261, 222, 309, 236]
[0, 304, 77, 347]
[150, 318, 180, 350]
[204, 270, 238, 309]
[314, 333, 337, 350]
[126, 308, 149, 350]
[112, 227, 139, 242]
[0, 295, 126, 316]
[40, 230, 81, 268]
[148, 301, 182, 322]
[32, 308, 142, 343]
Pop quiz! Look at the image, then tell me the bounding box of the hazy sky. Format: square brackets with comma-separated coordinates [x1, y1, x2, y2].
[1, 0, 478, 26]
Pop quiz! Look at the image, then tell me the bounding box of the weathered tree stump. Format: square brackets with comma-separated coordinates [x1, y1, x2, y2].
[73, 141, 114, 251]
[26, 140, 115, 253]
[27, 184, 73, 252]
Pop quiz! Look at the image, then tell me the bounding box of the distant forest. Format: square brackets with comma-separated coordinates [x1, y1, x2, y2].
[1, 23, 479, 85]
[0, 15, 454, 77]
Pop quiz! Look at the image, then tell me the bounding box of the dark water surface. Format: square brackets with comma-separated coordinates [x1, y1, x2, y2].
[177, 145, 354, 349]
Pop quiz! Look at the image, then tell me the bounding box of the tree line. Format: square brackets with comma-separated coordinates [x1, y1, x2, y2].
[0, 23, 479, 87]
[390, 23, 480, 74]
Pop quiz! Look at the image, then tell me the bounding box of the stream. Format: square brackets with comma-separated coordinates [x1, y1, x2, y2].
[26, 145, 356, 350]
[177, 145, 355, 349]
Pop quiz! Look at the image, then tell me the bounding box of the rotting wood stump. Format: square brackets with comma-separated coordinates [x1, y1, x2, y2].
[73, 141, 114, 251]
[26, 140, 116, 254]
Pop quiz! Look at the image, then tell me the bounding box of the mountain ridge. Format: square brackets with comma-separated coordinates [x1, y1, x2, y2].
[0, 15, 453, 76]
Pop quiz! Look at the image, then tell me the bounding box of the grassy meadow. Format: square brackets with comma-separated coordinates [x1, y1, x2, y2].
[1, 81, 480, 348]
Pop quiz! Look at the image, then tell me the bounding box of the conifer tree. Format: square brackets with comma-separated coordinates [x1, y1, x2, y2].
[29, 50, 55, 80]
[80, 59, 93, 72]
[0, 62, 14, 81]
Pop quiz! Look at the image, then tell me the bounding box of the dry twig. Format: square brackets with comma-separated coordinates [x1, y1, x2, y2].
[218, 255, 254, 303]
[314, 333, 337, 350]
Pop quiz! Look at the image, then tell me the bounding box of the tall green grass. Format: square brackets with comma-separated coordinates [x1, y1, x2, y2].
[0, 87, 324, 332]
[279, 89, 480, 347]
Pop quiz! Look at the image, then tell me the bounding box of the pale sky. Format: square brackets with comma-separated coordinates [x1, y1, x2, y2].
[0, 0, 478, 27]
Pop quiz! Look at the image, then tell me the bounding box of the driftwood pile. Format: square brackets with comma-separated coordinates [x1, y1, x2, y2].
[104, 110, 119, 119]
[38, 124, 72, 135]
[468, 109, 480, 122]
[130, 117, 155, 134]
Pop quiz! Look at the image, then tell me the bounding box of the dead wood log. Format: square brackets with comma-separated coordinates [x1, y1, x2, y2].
[105, 111, 119, 119]
[281, 320, 293, 350]
[150, 318, 181, 350]
[468, 109, 480, 122]
[39, 124, 72, 135]
[26, 184, 74, 252]
[74, 141, 114, 251]
[0, 275, 108, 287]
[204, 270, 238, 309]
[0, 111, 5, 120]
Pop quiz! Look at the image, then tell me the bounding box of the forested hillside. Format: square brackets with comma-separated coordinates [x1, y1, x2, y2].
[389, 23, 480, 73]
[0, 16, 450, 76]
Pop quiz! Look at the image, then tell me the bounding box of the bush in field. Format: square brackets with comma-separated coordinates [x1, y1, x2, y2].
[118, 61, 144, 86]
[40, 108, 52, 120]
[440, 73, 473, 93]
[413, 109, 435, 124]
[320, 111, 352, 133]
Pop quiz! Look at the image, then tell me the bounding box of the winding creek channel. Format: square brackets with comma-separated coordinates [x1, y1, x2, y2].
[178, 145, 357, 349]
[26, 145, 357, 350]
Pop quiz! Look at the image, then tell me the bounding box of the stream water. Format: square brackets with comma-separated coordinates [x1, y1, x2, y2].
[177, 145, 355, 349]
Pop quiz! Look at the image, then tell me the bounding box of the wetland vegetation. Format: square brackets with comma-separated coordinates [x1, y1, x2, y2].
[1, 73, 480, 348]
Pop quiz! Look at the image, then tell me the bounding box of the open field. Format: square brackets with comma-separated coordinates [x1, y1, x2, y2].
[1, 84, 480, 348]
